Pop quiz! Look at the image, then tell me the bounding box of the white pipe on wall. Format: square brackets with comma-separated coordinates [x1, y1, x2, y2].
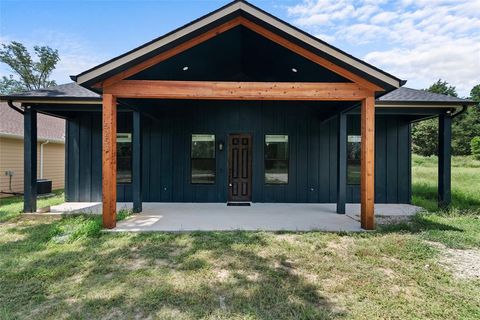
[40, 140, 49, 179]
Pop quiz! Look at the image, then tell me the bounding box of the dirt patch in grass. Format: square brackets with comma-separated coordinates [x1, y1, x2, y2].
[427, 241, 480, 280]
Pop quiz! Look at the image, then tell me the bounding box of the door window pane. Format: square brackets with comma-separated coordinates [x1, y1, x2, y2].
[117, 133, 132, 184]
[191, 134, 215, 184]
[347, 135, 361, 185]
[265, 135, 289, 184]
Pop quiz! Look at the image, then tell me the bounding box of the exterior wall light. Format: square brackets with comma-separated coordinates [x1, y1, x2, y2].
[218, 141, 224, 151]
[291, 68, 298, 73]
[182, 66, 189, 71]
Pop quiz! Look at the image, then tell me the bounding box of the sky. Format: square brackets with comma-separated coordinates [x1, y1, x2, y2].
[0, 0, 479, 96]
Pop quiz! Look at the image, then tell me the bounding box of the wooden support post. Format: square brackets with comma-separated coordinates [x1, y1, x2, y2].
[24, 106, 37, 213]
[132, 110, 142, 213]
[102, 94, 117, 228]
[337, 112, 347, 214]
[438, 113, 451, 208]
[361, 96, 375, 230]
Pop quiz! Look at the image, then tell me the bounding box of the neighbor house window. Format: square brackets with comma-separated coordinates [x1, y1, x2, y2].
[117, 133, 132, 184]
[347, 135, 361, 185]
[265, 135, 289, 184]
[191, 134, 216, 184]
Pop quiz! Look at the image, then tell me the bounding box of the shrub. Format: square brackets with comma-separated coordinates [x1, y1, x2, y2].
[471, 137, 480, 160]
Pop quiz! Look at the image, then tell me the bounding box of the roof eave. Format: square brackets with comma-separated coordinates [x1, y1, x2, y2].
[376, 100, 476, 107]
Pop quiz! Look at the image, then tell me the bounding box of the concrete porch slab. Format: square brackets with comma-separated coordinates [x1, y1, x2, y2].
[107, 203, 422, 232]
[48, 202, 422, 232]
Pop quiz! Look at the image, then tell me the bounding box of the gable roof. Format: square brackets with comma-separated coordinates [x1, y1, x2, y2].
[0, 102, 65, 142]
[377, 87, 475, 106]
[72, 0, 403, 91]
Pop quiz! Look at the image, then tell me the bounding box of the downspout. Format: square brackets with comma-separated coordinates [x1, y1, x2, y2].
[40, 141, 49, 179]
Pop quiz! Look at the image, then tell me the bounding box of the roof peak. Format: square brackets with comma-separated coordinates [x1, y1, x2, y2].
[72, 0, 403, 90]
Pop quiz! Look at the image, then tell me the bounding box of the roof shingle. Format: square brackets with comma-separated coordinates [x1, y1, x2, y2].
[0, 83, 100, 101]
[377, 87, 473, 104]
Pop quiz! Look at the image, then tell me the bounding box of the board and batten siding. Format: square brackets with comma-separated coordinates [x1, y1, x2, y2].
[65, 101, 412, 204]
[0, 137, 65, 198]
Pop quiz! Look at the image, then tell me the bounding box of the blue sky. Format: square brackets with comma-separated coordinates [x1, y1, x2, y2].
[1, 0, 479, 96]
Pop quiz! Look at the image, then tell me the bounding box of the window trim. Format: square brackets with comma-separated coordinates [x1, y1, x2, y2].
[190, 133, 216, 185]
[117, 132, 132, 185]
[347, 134, 361, 185]
[264, 134, 290, 185]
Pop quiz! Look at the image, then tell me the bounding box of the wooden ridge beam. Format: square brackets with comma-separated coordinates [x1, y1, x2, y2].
[104, 80, 373, 101]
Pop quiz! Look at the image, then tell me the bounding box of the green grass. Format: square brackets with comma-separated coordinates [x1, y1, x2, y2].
[0, 157, 479, 319]
[412, 155, 480, 211]
[0, 189, 65, 222]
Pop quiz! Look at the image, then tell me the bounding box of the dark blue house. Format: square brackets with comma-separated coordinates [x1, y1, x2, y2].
[1, 1, 474, 229]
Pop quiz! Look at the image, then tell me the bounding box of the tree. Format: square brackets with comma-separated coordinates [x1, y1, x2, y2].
[425, 79, 458, 97]
[0, 41, 60, 94]
[412, 119, 438, 156]
[451, 85, 480, 155]
[412, 79, 458, 156]
[0, 75, 25, 95]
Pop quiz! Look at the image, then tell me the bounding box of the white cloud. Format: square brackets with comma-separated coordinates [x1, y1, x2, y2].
[287, 0, 480, 96]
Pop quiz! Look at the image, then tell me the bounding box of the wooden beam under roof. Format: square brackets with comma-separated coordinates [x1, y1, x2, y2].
[104, 80, 374, 101]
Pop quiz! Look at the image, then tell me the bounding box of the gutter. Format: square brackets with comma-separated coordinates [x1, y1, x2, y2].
[451, 105, 468, 119]
[7, 100, 24, 114]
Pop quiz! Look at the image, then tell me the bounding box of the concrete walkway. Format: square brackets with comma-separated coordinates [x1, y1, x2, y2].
[49, 202, 422, 232]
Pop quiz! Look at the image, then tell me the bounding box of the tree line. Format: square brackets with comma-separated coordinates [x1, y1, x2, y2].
[412, 80, 480, 158]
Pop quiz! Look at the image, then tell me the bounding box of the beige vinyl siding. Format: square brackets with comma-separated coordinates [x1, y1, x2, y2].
[0, 137, 65, 198]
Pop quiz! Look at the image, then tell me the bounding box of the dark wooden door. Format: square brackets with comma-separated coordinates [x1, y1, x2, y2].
[228, 134, 252, 202]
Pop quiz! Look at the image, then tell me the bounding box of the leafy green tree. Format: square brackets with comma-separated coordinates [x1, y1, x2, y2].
[425, 79, 458, 97]
[412, 119, 438, 156]
[0, 75, 25, 95]
[451, 85, 480, 155]
[471, 137, 480, 160]
[0, 41, 60, 94]
[412, 79, 458, 156]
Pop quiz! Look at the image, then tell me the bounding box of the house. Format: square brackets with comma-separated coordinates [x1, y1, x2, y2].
[0, 102, 65, 198]
[0, 0, 474, 229]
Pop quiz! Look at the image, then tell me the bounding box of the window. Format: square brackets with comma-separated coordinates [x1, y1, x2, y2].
[117, 133, 132, 184]
[265, 135, 289, 184]
[347, 135, 361, 185]
[191, 134, 216, 184]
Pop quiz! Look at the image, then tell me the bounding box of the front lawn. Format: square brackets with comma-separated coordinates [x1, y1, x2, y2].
[0, 156, 479, 319]
[412, 154, 480, 211]
[0, 189, 65, 222]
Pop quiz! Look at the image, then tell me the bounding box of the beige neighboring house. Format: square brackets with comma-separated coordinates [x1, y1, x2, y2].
[0, 102, 65, 198]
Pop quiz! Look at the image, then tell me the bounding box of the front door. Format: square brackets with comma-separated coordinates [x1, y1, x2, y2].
[228, 134, 252, 202]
